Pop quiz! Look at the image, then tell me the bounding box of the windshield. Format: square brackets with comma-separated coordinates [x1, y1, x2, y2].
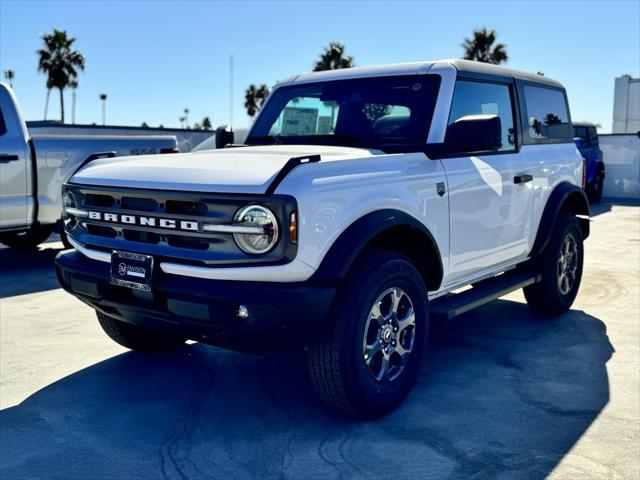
[246, 75, 441, 152]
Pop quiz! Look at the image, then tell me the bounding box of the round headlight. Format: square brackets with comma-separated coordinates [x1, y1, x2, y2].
[233, 205, 279, 254]
[63, 191, 76, 208]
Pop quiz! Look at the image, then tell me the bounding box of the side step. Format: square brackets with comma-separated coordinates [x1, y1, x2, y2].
[430, 270, 541, 322]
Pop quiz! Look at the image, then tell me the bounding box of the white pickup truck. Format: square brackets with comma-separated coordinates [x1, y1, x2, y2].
[0, 83, 178, 249]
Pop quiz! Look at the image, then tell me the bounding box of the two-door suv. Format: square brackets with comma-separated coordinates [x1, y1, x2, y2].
[56, 59, 589, 417]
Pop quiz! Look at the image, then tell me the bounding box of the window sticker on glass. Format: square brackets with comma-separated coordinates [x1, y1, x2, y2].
[317, 116, 332, 135]
[282, 107, 319, 136]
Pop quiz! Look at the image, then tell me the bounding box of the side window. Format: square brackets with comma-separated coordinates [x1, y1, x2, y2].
[448, 80, 516, 151]
[0, 108, 7, 136]
[523, 85, 571, 142]
[573, 126, 587, 142]
[588, 127, 599, 146]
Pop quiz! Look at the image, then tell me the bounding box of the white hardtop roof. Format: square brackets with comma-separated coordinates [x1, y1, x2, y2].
[279, 59, 563, 88]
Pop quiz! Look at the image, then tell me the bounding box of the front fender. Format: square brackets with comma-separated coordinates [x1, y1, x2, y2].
[311, 209, 444, 290]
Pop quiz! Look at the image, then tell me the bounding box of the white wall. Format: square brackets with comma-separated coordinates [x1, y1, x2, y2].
[613, 76, 640, 134]
[600, 134, 640, 199]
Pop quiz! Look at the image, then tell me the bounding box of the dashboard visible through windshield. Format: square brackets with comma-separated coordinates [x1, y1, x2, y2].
[246, 75, 441, 152]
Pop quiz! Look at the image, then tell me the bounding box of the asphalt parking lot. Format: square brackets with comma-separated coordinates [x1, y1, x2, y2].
[0, 201, 638, 480]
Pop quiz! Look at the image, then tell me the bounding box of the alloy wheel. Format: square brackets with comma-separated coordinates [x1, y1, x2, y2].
[362, 287, 416, 383]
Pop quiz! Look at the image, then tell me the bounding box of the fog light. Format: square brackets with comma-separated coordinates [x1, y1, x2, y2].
[237, 305, 249, 319]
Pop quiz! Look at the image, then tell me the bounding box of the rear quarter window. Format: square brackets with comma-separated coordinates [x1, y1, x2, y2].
[522, 85, 572, 143]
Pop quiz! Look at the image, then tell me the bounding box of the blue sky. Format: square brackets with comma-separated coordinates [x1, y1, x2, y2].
[1, 0, 638, 132]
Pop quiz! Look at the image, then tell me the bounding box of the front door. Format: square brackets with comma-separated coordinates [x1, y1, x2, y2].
[442, 79, 534, 285]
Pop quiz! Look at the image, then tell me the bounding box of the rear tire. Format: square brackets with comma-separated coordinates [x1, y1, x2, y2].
[96, 311, 185, 352]
[307, 251, 429, 418]
[524, 213, 584, 315]
[587, 170, 604, 203]
[0, 224, 55, 250]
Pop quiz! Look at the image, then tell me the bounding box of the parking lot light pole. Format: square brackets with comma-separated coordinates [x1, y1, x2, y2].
[100, 93, 107, 125]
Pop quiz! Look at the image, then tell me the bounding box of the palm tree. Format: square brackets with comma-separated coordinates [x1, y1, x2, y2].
[244, 84, 270, 117]
[37, 29, 85, 123]
[3, 69, 14, 88]
[69, 78, 78, 124]
[99, 93, 107, 125]
[201, 116, 212, 130]
[461, 28, 508, 65]
[313, 42, 354, 71]
[183, 108, 190, 128]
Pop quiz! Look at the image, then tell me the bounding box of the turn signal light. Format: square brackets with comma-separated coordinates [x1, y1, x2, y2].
[289, 212, 298, 244]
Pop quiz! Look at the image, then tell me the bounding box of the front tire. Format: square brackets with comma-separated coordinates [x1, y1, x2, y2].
[524, 212, 584, 315]
[96, 311, 185, 352]
[307, 251, 429, 418]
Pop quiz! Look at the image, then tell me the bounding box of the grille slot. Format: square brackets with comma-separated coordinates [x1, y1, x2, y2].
[166, 235, 210, 250]
[85, 194, 115, 207]
[86, 224, 117, 238]
[121, 197, 159, 212]
[122, 229, 161, 244]
[165, 200, 208, 216]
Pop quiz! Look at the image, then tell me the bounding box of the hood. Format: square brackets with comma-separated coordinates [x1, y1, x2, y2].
[70, 145, 379, 194]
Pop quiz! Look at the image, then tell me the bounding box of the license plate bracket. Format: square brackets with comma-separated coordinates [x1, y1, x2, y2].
[110, 251, 154, 291]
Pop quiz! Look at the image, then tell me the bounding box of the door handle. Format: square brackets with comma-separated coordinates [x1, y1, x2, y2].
[0, 154, 20, 163]
[514, 174, 533, 184]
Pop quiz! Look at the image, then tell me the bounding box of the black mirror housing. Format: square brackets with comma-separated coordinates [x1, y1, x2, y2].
[445, 114, 502, 154]
[215, 125, 235, 149]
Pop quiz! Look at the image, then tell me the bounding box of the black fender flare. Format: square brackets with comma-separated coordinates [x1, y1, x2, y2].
[532, 182, 590, 256]
[311, 209, 444, 290]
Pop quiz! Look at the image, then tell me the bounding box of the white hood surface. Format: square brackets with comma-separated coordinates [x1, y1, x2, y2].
[71, 145, 379, 194]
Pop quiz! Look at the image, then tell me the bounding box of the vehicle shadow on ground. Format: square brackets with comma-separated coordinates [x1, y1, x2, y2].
[0, 239, 65, 298]
[0, 300, 613, 480]
[591, 198, 640, 217]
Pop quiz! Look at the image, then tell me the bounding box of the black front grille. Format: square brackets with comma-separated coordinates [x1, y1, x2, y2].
[64, 184, 298, 267]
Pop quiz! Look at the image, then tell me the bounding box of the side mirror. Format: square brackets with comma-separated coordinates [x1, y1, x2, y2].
[445, 114, 502, 154]
[573, 137, 584, 149]
[215, 125, 235, 149]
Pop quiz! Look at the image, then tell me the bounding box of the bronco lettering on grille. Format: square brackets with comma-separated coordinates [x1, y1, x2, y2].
[87, 211, 198, 231]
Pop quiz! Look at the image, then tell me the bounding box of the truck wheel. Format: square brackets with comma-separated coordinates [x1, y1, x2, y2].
[587, 170, 604, 203]
[307, 251, 429, 418]
[0, 224, 55, 250]
[524, 213, 584, 315]
[96, 311, 185, 352]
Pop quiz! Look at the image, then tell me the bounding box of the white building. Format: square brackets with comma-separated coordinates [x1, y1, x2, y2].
[613, 75, 640, 133]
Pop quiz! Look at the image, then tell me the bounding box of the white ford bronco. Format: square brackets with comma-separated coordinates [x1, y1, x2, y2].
[56, 59, 589, 417]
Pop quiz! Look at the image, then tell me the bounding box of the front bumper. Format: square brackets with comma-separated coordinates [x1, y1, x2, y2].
[55, 250, 336, 350]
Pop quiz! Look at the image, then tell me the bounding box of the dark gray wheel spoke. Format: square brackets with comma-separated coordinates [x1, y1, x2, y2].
[362, 286, 417, 384]
[397, 308, 415, 332]
[557, 232, 579, 295]
[378, 354, 390, 381]
[364, 341, 382, 364]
